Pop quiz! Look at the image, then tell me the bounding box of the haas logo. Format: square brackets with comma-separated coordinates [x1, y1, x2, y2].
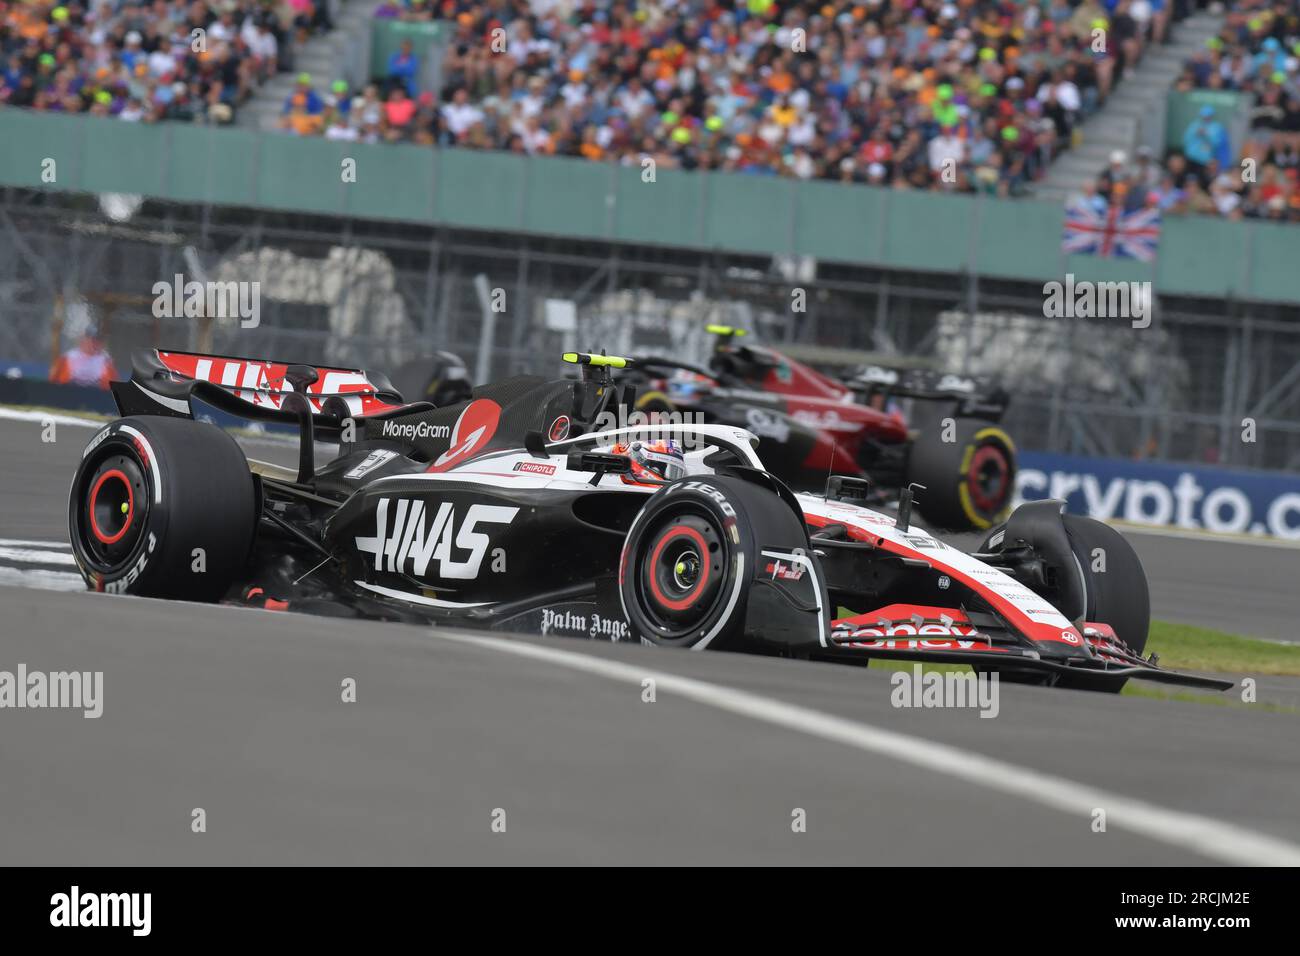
[356, 498, 517, 579]
[427, 399, 501, 473]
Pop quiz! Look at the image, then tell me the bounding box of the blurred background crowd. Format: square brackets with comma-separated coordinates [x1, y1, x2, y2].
[1089, 99, 1300, 222]
[1161, 0, 1300, 218]
[0, 0, 331, 123]
[4, 0, 1298, 219]
[345, 0, 1183, 197]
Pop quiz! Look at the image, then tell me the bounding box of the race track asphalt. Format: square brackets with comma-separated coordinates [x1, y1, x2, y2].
[1, 413, 1298, 865]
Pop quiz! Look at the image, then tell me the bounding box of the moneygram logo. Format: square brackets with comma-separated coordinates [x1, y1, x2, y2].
[381, 420, 452, 441]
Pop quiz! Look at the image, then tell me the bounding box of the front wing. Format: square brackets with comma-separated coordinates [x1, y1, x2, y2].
[826, 607, 1234, 691]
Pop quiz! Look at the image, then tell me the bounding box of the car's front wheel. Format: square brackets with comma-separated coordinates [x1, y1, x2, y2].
[979, 508, 1150, 692]
[619, 473, 822, 651]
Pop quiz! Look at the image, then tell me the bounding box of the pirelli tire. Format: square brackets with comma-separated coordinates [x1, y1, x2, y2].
[979, 513, 1150, 693]
[68, 416, 257, 601]
[907, 419, 1015, 531]
[1052, 514, 1150, 693]
[633, 389, 676, 417]
[619, 474, 817, 651]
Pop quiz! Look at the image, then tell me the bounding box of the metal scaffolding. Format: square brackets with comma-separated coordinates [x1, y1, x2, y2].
[2, 186, 1298, 471]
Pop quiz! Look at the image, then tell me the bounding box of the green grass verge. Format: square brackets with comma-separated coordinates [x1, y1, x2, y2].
[1120, 682, 1299, 714]
[1144, 620, 1300, 677]
[859, 618, 1300, 710]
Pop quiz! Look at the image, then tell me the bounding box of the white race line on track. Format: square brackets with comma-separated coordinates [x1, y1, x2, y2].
[0, 546, 77, 566]
[1112, 520, 1300, 550]
[0, 566, 85, 591]
[0, 405, 104, 428]
[0, 539, 81, 590]
[0, 538, 73, 549]
[438, 631, 1300, 867]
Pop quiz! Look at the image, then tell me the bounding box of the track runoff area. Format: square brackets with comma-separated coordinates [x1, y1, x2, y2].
[0, 407, 1297, 925]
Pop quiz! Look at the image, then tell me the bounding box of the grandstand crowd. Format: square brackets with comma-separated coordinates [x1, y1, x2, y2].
[0, 0, 331, 123]
[349, 0, 1185, 198]
[1177, 0, 1299, 95]
[4, 0, 1298, 221]
[1134, 0, 1300, 220]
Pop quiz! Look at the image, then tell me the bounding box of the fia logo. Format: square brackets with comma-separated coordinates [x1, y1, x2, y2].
[356, 498, 517, 579]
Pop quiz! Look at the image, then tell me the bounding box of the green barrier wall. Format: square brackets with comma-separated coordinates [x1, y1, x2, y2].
[2, 110, 1297, 302]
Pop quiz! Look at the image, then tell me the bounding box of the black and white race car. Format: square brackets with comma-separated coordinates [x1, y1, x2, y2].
[66, 347, 1229, 693]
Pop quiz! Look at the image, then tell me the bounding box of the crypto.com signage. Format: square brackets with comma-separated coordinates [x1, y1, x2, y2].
[1017, 452, 1300, 540]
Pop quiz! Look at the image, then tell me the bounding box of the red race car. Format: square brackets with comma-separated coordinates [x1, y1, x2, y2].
[621, 326, 1016, 531]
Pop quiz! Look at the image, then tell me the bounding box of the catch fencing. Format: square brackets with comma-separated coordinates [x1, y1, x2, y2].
[2, 187, 1298, 472]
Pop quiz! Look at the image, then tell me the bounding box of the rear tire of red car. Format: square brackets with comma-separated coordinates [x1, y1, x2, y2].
[68, 416, 257, 601]
[907, 418, 1015, 531]
[619, 474, 811, 651]
[634, 391, 676, 416]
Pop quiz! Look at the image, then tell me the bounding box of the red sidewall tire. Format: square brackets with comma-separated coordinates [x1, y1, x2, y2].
[69, 417, 257, 601]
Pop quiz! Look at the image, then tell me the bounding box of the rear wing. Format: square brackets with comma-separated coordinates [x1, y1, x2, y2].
[847, 365, 1009, 420]
[111, 349, 429, 435]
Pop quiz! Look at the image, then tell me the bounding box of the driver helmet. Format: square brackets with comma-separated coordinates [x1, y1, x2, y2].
[612, 439, 685, 485]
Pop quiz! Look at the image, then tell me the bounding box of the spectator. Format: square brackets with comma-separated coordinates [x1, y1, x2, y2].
[386, 38, 419, 97]
[1183, 104, 1233, 175]
[381, 86, 416, 141]
[1099, 150, 1131, 203]
[441, 87, 483, 140]
[282, 73, 324, 117]
[280, 91, 324, 135]
[352, 84, 384, 132]
[1132, 144, 1161, 192]
[50, 328, 117, 390]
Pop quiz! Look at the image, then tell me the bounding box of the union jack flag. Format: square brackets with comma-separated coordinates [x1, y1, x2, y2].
[1062, 200, 1161, 262]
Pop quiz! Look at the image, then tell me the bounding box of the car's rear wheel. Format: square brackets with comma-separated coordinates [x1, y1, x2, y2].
[907, 419, 1015, 530]
[68, 416, 257, 601]
[634, 390, 676, 417]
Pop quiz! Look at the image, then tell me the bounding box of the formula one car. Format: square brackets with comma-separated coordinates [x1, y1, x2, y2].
[619, 326, 1016, 531]
[66, 347, 1229, 693]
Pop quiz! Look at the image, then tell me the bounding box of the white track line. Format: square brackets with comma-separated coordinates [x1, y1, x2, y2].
[0, 538, 72, 550]
[438, 632, 1300, 866]
[0, 566, 85, 592]
[1111, 520, 1300, 550]
[0, 546, 76, 566]
[0, 406, 104, 428]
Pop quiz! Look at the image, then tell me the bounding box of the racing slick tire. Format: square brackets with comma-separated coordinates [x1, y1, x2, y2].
[1052, 514, 1150, 692]
[68, 416, 257, 601]
[978, 511, 1150, 693]
[633, 390, 676, 416]
[906, 418, 1015, 531]
[389, 352, 473, 407]
[619, 473, 820, 651]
